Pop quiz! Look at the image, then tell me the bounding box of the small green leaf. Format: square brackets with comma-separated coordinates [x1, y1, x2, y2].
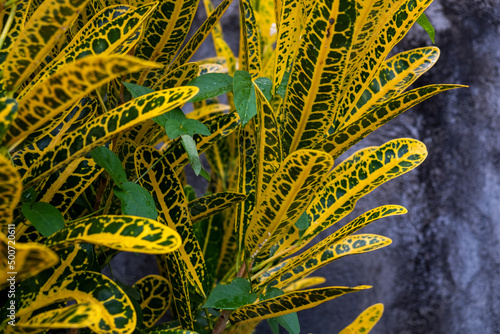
[183, 185, 197, 202]
[155, 108, 211, 138]
[113, 181, 158, 220]
[181, 135, 210, 181]
[164, 119, 186, 139]
[122, 81, 155, 99]
[182, 119, 211, 136]
[91, 146, 128, 184]
[263, 288, 300, 334]
[203, 277, 257, 310]
[255, 77, 273, 101]
[416, 13, 435, 44]
[295, 211, 310, 231]
[187, 73, 234, 102]
[21, 202, 65, 237]
[233, 70, 257, 126]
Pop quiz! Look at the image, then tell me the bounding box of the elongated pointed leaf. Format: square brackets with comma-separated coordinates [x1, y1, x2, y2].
[281, 0, 356, 154]
[6, 55, 161, 150]
[316, 85, 465, 160]
[189, 192, 246, 224]
[17, 271, 136, 334]
[229, 286, 371, 324]
[245, 150, 333, 259]
[0, 0, 33, 68]
[0, 98, 18, 144]
[135, 145, 209, 297]
[239, 0, 262, 78]
[168, 0, 233, 71]
[339, 303, 384, 334]
[258, 207, 403, 289]
[15, 303, 100, 331]
[0, 232, 59, 289]
[133, 275, 171, 328]
[3, 0, 90, 92]
[20, 86, 198, 187]
[0, 154, 22, 229]
[44, 215, 181, 254]
[303, 139, 426, 247]
[153, 63, 200, 90]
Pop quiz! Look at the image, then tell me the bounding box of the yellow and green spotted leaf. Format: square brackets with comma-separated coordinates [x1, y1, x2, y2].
[245, 149, 333, 259]
[0, 154, 22, 229]
[254, 85, 282, 200]
[14, 303, 100, 331]
[44, 215, 182, 254]
[20, 86, 198, 187]
[3, 0, 90, 92]
[134, 0, 199, 84]
[133, 275, 171, 328]
[0, 98, 18, 144]
[229, 286, 371, 324]
[302, 138, 427, 244]
[349, 47, 441, 121]
[188, 192, 247, 224]
[168, 0, 233, 72]
[316, 84, 464, 160]
[153, 63, 200, 90]
[334, 0, 434, 130]
[239, 0, 262, 78]
[0, 0, 33, 67]
[0, 232, 59, 289]
[17, 271, 136, 334]
[339, 303, 384, 334]
[272, 0, 301, 95]
[258, 207, 404, 288]
[135, 145, 209, 297]
[5, 55, 161, 150]
[280, 0, 356, 154]
[21, 2, 158, 95]
[284, 277, 326, 292]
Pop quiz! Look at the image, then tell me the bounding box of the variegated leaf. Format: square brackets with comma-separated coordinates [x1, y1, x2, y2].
[281, 0, 356, 154]
[316, 84, 464, 160]
[17, 271, 136, 334]
[20, 3, 157, 96]
[339, 303, 384, 334]
[133, 275, 171, 328]
[0, 98, 18, 143]
[6, 55, 161, 150]
[0, 232, 59, 289]
[283, 277, 326, 292]
[168, 0, 233, 72]
[0, 154, 21, 229]
[135, 145, 209, 297]
[153, 63, 200, 90]
[19, 86, 198, 187]
[14, 303, 100, 331]
[303, 139, 427, 244]
[229, 286, 371, 324]
[239, 0, 261, 78]
[3, 0, 90, 92]
[258, 206, 404, 288]
[189, 192, 246, 224]
[245, 149, 333, 259]
[134, 0, 199, 84]
[44, 215, 182, 254]
[0, 0, 33, 68]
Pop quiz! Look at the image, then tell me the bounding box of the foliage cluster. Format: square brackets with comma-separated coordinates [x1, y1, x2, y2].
[0, 0, 462, 333]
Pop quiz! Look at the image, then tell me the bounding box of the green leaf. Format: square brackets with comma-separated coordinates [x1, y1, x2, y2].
[91, 146, 128, 185]
[181, 135, 210, 181]
[155, 108, 211, 139]
[164, 119, 186, 138]
[203, 277, 257, 310]
[255, 77, 273, 101]
[233, 70, 257, 126]
[294, 211, 310, 231]
[416, 13, 435, 44]
[113, 181, 158, 220]
[21, 202, 65, 237]
[263, 288, 300, 334]
[187, 73, 234, 102]
[184, 185, 197, 202]
[21, 188, 38, 205]
[123, 81, 155, 99]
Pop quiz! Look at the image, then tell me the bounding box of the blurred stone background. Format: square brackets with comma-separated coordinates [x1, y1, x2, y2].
[112, 0, 500, 332]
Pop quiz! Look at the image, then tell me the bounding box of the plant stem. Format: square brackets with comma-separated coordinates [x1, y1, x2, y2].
[0, 1, 16, 51]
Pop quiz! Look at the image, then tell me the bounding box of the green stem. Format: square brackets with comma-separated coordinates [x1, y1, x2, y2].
[133, 149, 169, 184]
[96, 89, 108, 113]
[66, 207, 105, 224]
